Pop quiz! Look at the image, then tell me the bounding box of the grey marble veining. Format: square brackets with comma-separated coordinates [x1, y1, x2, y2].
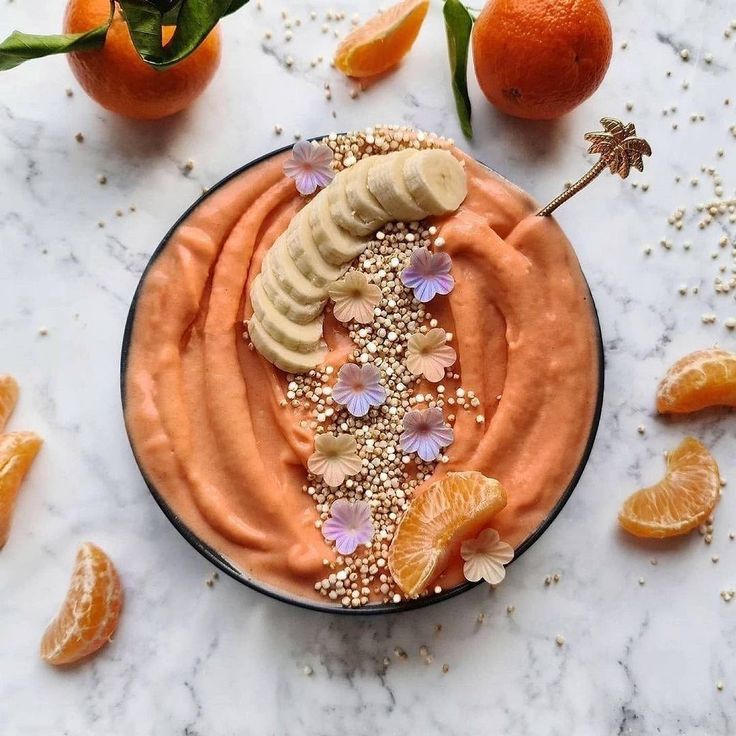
[1, 0, 735, 734]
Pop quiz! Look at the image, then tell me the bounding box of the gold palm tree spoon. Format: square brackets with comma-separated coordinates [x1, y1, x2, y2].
[537, 117, 652, 217]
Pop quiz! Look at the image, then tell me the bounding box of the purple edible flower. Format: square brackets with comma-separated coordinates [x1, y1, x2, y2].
[400, 247, 454, 303]
[332, 363, 386, 417]
[283, 140, 335, 195]
[399, 407, 454, 462]
[322, 499, 373, 555]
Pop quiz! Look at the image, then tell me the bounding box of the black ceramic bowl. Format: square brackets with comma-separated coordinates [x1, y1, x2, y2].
[121, 141, 605, 615]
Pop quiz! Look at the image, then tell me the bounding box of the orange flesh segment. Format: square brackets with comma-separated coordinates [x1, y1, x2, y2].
[388, 471, 507, 597]
[618, 437, 721, 538]
[656, 348, 736, 414]
[0, 375, 19, 432]
[0, 431, 43, 548]
[41, 542, 123, 665]
[334, 0, 429, 78]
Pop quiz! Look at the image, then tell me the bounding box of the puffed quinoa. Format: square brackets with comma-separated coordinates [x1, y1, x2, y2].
[281, 126, 479, 607]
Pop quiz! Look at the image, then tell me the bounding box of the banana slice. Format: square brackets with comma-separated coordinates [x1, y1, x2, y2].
[264, 237, 329, 305]
[248, 315, 327, 373]
[367, 148, 427, 222]
[286, 215, 350, 287]
[307, 191, 368, 265]
[344, 157, 390, 230]
[403, 148, 467, 215]
[258, 269, 325, 325]
[327, 172, 376, 237]
[249, 147, 469, 373]
[250, 275, 324, 353]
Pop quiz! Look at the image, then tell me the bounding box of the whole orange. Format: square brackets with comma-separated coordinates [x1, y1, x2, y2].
[472, 0, 612, 120]
[63, 0, 222, 120]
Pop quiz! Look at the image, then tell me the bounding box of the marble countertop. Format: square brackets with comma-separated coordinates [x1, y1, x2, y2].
[2, 1, 735, 733]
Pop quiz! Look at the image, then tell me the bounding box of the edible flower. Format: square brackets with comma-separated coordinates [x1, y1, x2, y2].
[328, 271, 381, 324]
[332, 363, 386, 417]
[406, 328, 457, 383]
[283, 140, 335, 195]
[399, 407, 454, 462]
[400, 247, 454, 303]
[322, 498, 373, 555]
[307, 433, 362, 487]
[460, 528, 514, 585]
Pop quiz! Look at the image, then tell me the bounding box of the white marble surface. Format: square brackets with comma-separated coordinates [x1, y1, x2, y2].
[1, 0, 736, 733]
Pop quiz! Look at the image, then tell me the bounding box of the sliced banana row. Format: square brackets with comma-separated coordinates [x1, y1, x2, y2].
[247, 147, 467, 373]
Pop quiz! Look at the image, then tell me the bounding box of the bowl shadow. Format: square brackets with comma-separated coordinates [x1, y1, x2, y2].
[96, 108, 193, 161]
[479, 108, 574, 165]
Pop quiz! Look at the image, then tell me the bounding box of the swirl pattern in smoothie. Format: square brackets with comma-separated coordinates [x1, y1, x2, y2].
[123, 130, 600, 605]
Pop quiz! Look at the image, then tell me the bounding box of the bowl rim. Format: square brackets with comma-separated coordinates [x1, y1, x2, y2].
[120, 139, 605, 616]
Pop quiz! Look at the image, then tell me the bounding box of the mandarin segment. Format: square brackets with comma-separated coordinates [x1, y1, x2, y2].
[618, 437, 721, 539]
[388, 471, 507, 597]
[334, 0, 429, 78]
[0, 431, 43, 548]
[0, 375, 20, 432]
[656, 348, 736, 414]
[41, 543, 123, 666]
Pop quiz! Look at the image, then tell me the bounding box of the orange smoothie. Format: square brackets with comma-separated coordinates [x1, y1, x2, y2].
[123, 136, 601, 605]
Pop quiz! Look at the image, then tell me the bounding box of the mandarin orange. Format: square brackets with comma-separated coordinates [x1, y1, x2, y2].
[41, 542, 123, 665]
[388, 471, 507, 597]
[0, 431, 43, 548]
[618, 437, 721, 539]
[472, 0, 612, 120]
[656, 348, 736, 414]
[0, 375, 19, 432]
[63, 0, 221, 120]
[334, 0, 429, 78]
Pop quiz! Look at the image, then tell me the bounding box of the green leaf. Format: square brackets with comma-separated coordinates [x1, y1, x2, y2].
[161, 0, 231, 64]
[119, 1, 164, 58]
[155, 0, 182, 11]
[223, 0, 251, 16]
[120, 0, 249, 68]
[142, 0, 245, 27]
[0, 0, 248, 73]
[161, 4, 183, 25]
[443, 0, 474, 139]
[0, 23, 109, 72]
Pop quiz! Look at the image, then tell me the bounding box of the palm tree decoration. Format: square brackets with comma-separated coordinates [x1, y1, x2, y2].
[538, 118, 652, 217]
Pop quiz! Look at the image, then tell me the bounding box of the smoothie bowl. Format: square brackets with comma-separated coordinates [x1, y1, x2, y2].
[121, 126, 603, 613]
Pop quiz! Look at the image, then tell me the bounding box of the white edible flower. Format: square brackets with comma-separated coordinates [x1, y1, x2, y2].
[307, 433, 362, 487]
[328, 271, 381, 324]
[405, 327, 457, 382]
[460, 529, 514, 585]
